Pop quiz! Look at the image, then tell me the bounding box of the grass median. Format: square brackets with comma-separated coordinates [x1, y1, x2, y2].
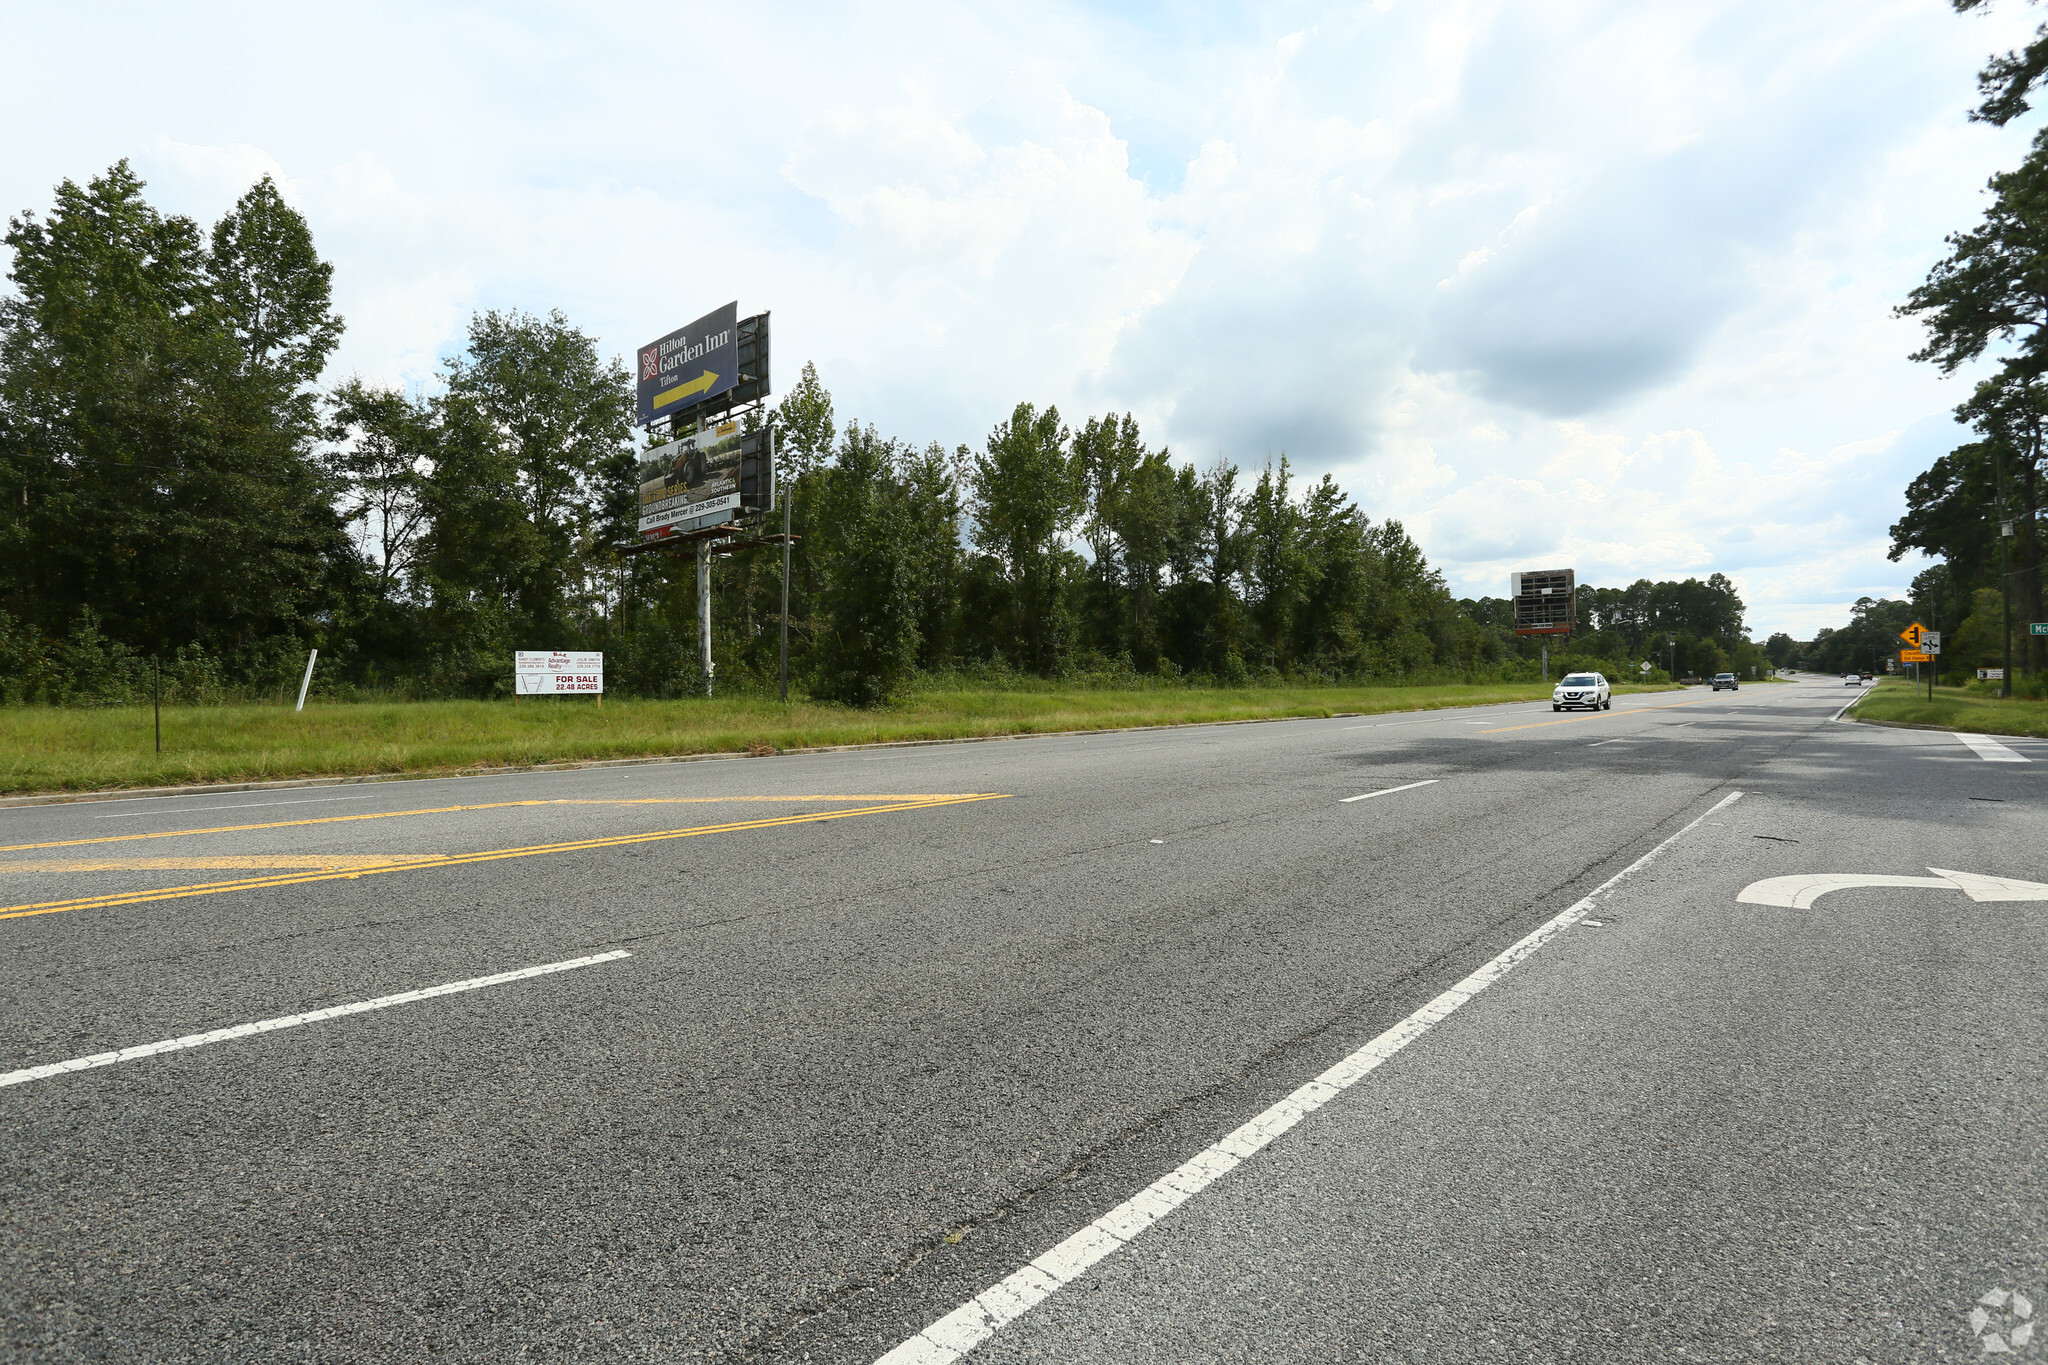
[1849, 678, 2048, 739]
[0, 679, 1684, 797]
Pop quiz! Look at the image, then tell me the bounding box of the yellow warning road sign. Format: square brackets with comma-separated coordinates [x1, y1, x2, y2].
[1899, 622, 1926, 648]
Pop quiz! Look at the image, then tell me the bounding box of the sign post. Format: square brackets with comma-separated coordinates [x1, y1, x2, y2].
[697, 541, 713, 698]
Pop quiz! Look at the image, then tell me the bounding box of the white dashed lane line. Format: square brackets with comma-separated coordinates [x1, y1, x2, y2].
[1340, 779, 1440, 804]
[0, 950, 632, 1090]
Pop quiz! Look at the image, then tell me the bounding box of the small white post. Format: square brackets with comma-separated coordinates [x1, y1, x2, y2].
[295, 648, 318, 712]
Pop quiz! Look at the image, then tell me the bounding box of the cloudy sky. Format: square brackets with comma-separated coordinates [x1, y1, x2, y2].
[4, 0, 2041, 637]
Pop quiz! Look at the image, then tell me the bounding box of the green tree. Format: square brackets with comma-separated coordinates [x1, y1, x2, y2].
[1074, 412, 1190, 667]
[1240, 457, 1306, 669]
[417, 309, 633, 685]
[1954, 0, 2048, 126]
[327, 381, 434, 601]
[969, 402, 1082, 673]
[0, 163, 350, 679]
[811, 424, 923, 705]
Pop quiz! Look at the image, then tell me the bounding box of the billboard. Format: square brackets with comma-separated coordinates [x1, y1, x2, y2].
[1510, 568, 1575, 636]
[637, 302, 739, 426]
[636, 424, 774, 537]
[516, 651, 603, 695]
[639, 420, 744, 535]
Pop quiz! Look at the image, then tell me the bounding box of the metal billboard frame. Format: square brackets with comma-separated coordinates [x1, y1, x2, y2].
[1510, 569, 1576, 637]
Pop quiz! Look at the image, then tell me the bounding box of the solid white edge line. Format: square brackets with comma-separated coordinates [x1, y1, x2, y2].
[1340, 779, 1440, 803]
[875, 789, 1746, 1365]
[0, 949, 632, 1089]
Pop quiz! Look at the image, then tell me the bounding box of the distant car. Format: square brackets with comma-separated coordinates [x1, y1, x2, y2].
[1844, 673, 1861, 686]
[1860, 671, 1873, 681]
[1712, 672, 1739, 691]
[1553, 671, 1611, 712]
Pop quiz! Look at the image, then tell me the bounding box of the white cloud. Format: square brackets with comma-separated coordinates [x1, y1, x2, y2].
[0, 0, 2036, 638]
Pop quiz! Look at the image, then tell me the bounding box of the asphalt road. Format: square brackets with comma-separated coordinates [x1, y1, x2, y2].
[0, 678, 2041, 1362]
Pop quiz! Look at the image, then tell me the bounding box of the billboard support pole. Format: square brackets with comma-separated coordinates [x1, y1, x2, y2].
[1541, 642, 1548, 683]
[779, 476, 791, 704]
[698, 539, 714, 698]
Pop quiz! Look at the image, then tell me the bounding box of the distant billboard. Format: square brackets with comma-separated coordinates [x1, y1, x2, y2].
[637, 302, 739, 426]
[637, 422, 775, 537]
[1510, 568, 1575, 636]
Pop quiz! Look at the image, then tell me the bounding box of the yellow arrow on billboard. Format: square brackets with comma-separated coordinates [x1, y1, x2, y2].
[654, 370, 721, 409]
[1899, 621, 1924, 647]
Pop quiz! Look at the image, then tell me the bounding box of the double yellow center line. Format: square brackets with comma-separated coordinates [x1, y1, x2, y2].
[0, 794, 1008, 923]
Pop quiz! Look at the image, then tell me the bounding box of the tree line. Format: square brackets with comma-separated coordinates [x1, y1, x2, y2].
[0, 163, 1766, 706]
[1884, 0, 2048, 694]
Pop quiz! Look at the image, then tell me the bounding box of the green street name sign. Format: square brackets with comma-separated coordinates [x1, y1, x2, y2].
[2034, 622, 2048, 635]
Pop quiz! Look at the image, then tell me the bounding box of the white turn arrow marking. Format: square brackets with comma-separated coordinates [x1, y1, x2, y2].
[1738, 868, 2048, 908]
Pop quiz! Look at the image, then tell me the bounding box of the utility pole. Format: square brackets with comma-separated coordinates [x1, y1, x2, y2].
[1668, 636, 1677, 682]
[2000, 516, 2016, 698]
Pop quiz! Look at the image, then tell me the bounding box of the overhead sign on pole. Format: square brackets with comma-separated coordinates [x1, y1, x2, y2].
[515, 651, 604, 695]
[637, 302, 739, 426]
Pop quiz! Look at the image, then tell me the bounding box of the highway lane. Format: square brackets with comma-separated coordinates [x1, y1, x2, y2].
[4, 681, 2028, 1361]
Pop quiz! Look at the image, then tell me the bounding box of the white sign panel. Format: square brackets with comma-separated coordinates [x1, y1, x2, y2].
[516, 651, 604, 695]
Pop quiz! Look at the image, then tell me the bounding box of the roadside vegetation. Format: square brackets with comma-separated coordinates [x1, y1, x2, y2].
[1849, 678, 2048, 739]
[1786, 11, 2048, 697]
[3, 165, 1769, 718]
[0, 679, 1684, 797]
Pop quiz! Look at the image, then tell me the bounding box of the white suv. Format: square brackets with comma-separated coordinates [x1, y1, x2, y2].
[1553, 672, 1611, 712]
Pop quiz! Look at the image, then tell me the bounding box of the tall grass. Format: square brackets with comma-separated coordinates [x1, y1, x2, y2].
[0, 680, 1681, 796]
